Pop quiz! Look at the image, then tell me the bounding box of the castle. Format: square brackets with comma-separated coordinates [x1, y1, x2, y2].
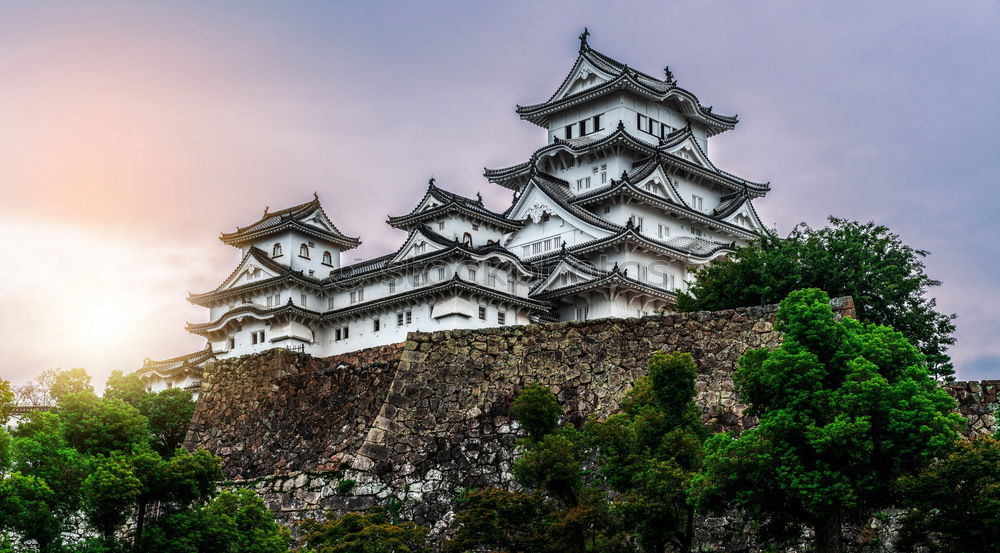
[138, 31, 769, 393]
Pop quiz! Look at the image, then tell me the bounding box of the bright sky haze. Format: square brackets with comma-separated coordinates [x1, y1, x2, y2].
[1, 1, 998, 387]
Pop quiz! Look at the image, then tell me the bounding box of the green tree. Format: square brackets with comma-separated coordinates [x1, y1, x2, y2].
[677, 218, 957, 377]
[60, 392, 149, 456]
[104, 370, 149, 407]
[587, 352, 705, 553]
[49, 368, 94, 403]
[511, 384, 562, 440]
[139, 489, 291, 553]
[10, 411, 89, 516]
[81, 453, 144, 545]
[694, 289, 962, 553]
[0, 380, 15, 424]
[301, 505, 429, 553]
[140, 388, 196, 457]
[895, 435, 1000, 552]
[447, 487, 557, 553]
[0, 472, 62, 552]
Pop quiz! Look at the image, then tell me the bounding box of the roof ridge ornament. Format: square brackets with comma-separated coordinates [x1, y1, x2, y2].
[476, 192, 484, 205]
[663, 65, 676, 86]
[616, 120, 625, 131]
[428, 177, 436, 189]
[578, 27, 590, 53]
[313, 191, 319, 201]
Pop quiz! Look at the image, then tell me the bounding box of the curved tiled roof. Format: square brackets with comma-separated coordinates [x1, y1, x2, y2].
[220, 194, 361, 250]
[515, 36, 737, 135]
[529, 223, 734, 263]
[387, 179, 524, 231]
[138, 347, 215, 378]
[530, 260, 677, 302]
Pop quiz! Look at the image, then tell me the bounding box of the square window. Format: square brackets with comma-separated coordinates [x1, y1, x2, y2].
[472, 223, 480, 231]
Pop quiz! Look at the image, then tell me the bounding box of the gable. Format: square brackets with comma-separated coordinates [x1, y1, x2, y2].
[633, 166, 685, 205]
[219, 253, 284, 291]
[504, 185, 610, 250]
[391, 229, 449, 263]
[663, 136, 715, 170]
[719, 200, 766, 234]
[551, 58, 616, 102]
[530, 259, 602, 296]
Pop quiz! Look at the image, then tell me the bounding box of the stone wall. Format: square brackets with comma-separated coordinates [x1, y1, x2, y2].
[946, 379, 999, 436]
[184, 297, 997, 545]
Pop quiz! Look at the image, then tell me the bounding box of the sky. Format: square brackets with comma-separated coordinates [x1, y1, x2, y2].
[1, 1, 997, 387]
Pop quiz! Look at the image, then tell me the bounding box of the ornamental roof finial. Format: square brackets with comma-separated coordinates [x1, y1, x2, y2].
[561, 242, 567, 255]
[263, 206, 270, 216]
[428, 177, 436, 188]
[313, 191, 319, 201]
[579, 27, 590, 52]
[613, 261, 619, 273]
[476, 192, 483, 205]
[663, 65, 676, 85]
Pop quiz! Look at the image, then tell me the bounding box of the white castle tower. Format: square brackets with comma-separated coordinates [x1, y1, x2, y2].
[136, 31, 769, 393]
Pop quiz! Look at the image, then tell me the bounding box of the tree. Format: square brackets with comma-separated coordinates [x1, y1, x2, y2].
[9, 410, 89, 516]
[0, 472, 62, 552]
[587, 352, 705, 553]
[14, 369, 57, 407]
[895, 435, 1000, 552]
[49, 368, 94, 403]
[104, 370, 149, 407]
[60, 392, 149, 456]
[0, 380, 14, 424]
[448, 488, 557, 553]
[81, 453, 144, 546]
[677, 218, 957, 378]
[694, 289, 962, 553]
[301, 506, 430, 553]
[511, 384, 562, 440]
[139, 489, 292, 553]
[140, 388, 196, 457]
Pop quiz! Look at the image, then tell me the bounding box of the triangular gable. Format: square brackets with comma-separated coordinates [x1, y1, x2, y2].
[217, 251, 285, 291]
[630, 165, 686, 205]
[297, 207, 338, 234]
[550, 56, 617, 103]
[719, 199, 767, 234]
[505, 183, 612, 248]
[662, 135, 715, 171]
[390, 228, 450, 263]
[530, 258, 604, 295]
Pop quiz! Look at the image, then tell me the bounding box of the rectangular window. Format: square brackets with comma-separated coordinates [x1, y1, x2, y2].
[498, 312, 506, 325]
[601, 171, 607, 184]
[692, 228, 704, 237]
[508, 279, 515, 293]
[592, 166, 599, 174]
[532, 242, 543, 255]
[604, 205, 611, 214]
[405, 311, 412, 324]
[472, 223, 479, 231]
[564, 124, 573, 139]
[553, 236, 561, 248]
[468, 268, 476, 281]
[637, 113, 645, 130]
[328, 297, 335, 309]
[522, 245, 530, 256]
[593, 114, 602, 131]
[579, 120, 587, 136]
[584, 176, 591, 189]
[637, 265, 648, 281]
[692, 195, 704, 211]
[575, 306, 589, 321]
[228, 337, 235, 349]
[343, 326, 349, 339]
[373, 318, 380, 332]
[488, 274, 496, 287]
[665, 274, 675, 289]
[335, 328, 341, 341]
[397, 312, 404, 326]
[438, 221, 445, 231]
[658, 224, 670, 238]
[389, 281, 396, 294]
[301, 293, 307, 307]
[543, 239, 551, 251]
[438, 267, 446, 280]
[266, 295, 273, 308]
[479, 306, 486, 320]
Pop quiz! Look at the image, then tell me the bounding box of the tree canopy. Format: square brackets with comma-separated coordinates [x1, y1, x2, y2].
[676, 218, 957, 378]
[694, 288, 962, 553]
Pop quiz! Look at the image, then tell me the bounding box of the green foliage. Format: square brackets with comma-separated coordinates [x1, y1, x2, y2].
[694, 289, 962, 553]
[82, 454, 144, 542]
[511, 383, 562, 440]
[301, 506, 429, 553]
[0, 380, 14, 424]
[49, 368, 94, 403]
[103, 370, 149, 407]
[448, 487, 557, 553]
[139, 489, 292, 553]
[587, 352, 705, 553]
[139, 388, 196, 457]
[512, 426, 585, 507]
[676, 218, 957, 378]
[0, 472, 62, 552]
[895, 435, 1000, 552]
[337, 479, 357, 495]
[61, 392, 149, 456]
[10, 411, 89, 515]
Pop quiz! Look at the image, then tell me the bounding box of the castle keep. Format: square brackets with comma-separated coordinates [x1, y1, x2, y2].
[138, 31, 769, 393]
